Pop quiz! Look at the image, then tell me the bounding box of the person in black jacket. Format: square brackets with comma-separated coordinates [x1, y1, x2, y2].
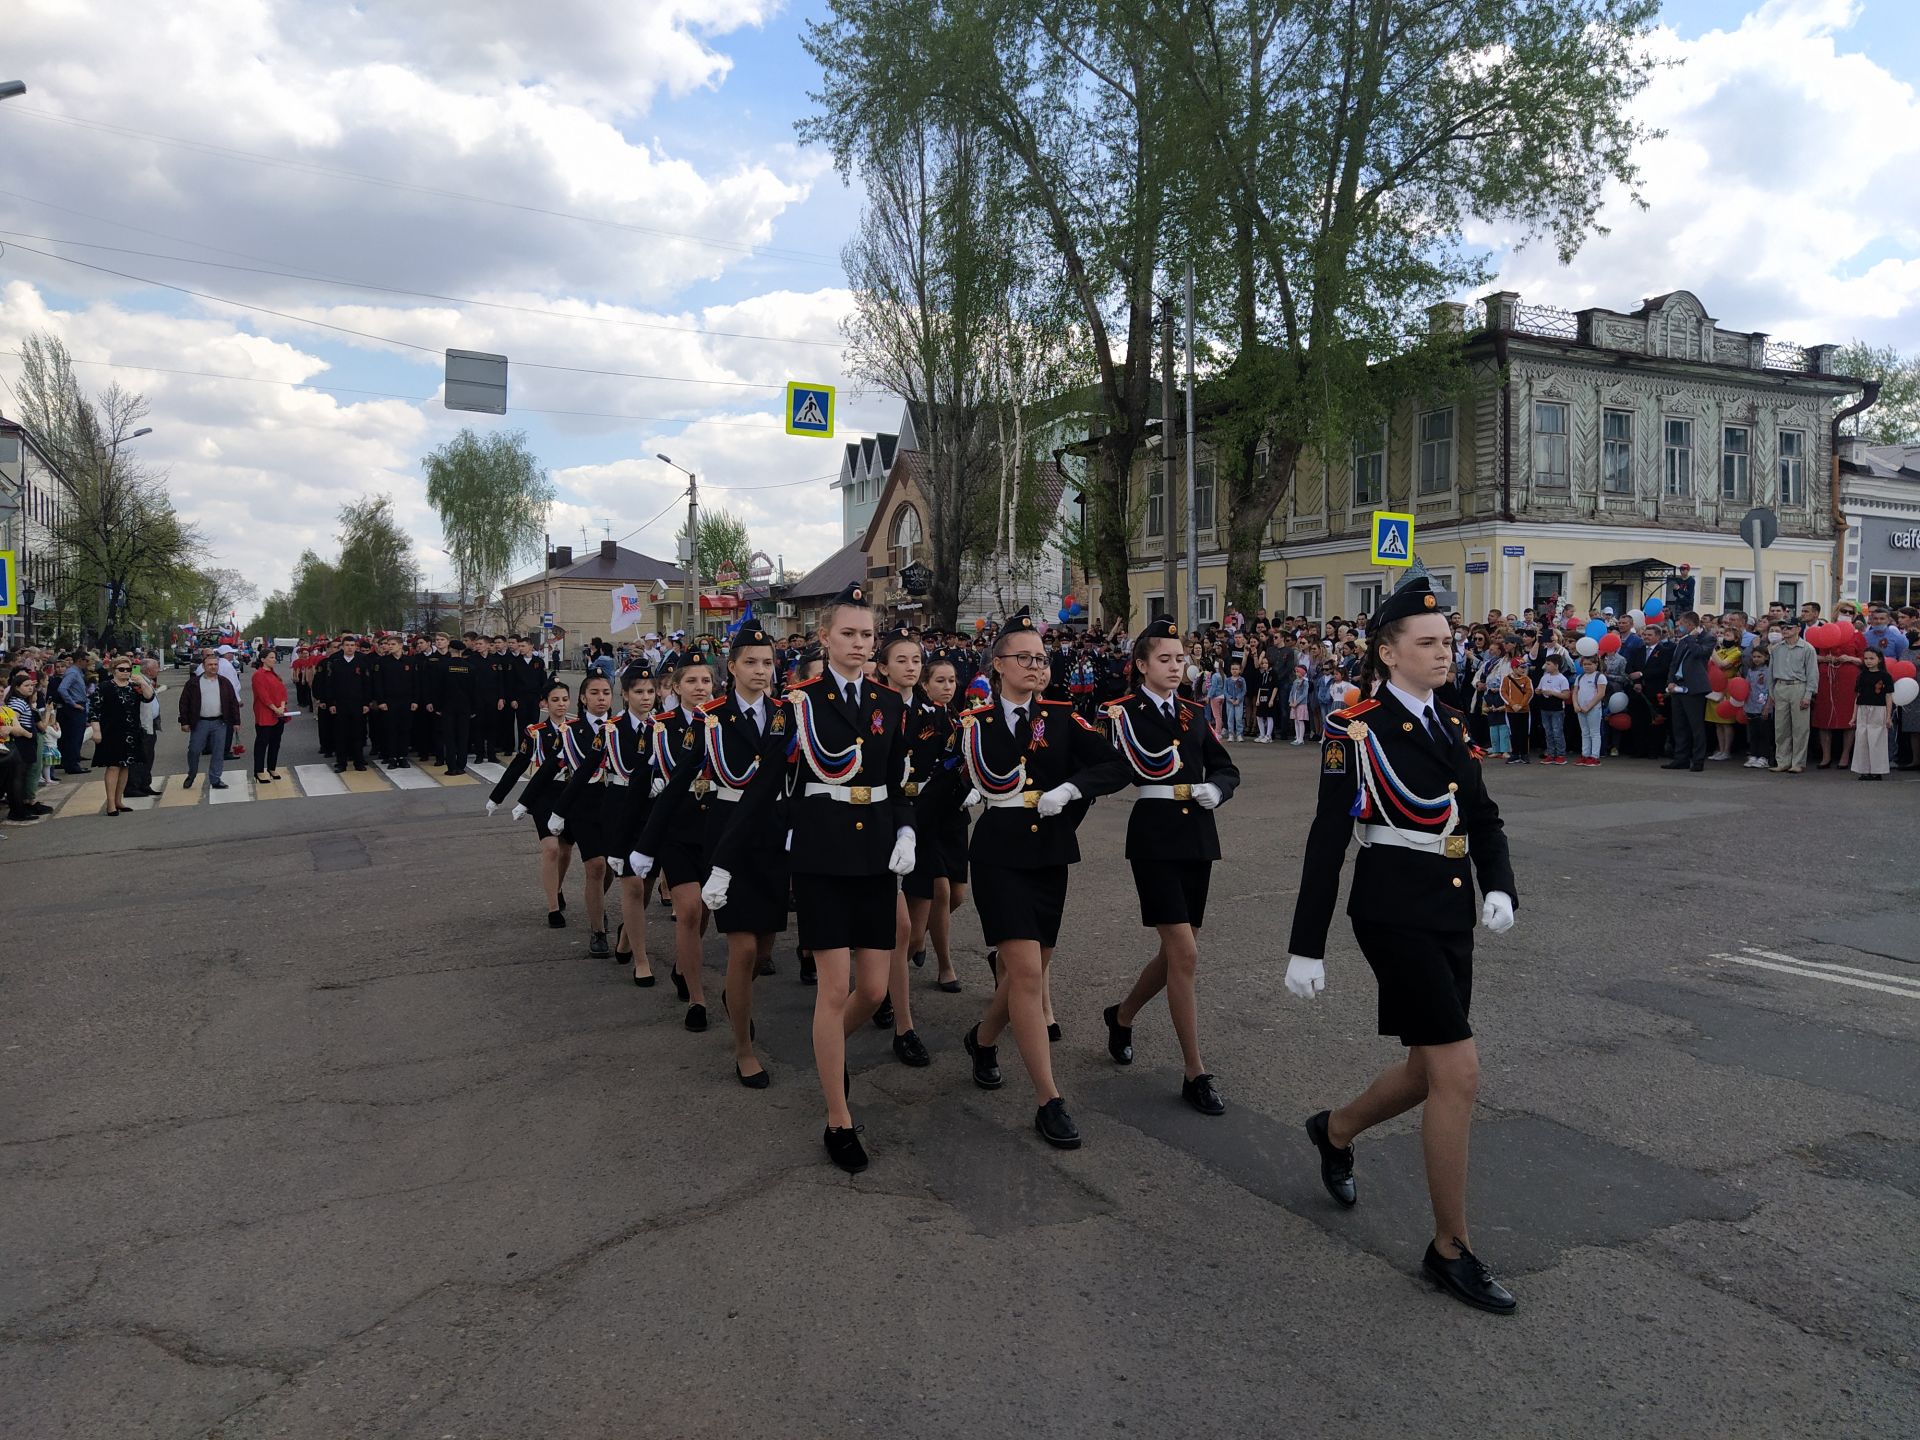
[1284, 571, 1520, 1316]
[487, 678, 576, 924]
[318, 635, 375, 772]
[438, 641, 476, 775]
[373, 635, 416, 768]
[1099, 617, 1241, 1116]
[465, 633, 503, 764]
[1663, 611, 1717, 772]
[957, 608, 1128, 1152]
[416, 634, 448, 763]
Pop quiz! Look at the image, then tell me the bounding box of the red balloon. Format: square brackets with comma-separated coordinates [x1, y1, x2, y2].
[1606, 713, 1632, 730]
[1598, 632, 1622, 655]
[1727, 676, 1750, 702]
[1889, 659, 1918, 682]
[1707, 662, 1728, 691]
[1715, 699, 1742, 722]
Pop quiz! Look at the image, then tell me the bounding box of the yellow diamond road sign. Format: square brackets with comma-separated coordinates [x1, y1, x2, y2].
[1370, 511, 1414, 567]
[785, 382, 834, 438]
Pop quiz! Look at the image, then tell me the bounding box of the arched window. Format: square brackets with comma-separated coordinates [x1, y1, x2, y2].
[890, 505, 923, 574]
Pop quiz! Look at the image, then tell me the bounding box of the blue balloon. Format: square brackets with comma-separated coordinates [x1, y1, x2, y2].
[1585, 618, 1608, 640]
[1644, 595, 1665, 617]
[1058, 607, 1072, 622]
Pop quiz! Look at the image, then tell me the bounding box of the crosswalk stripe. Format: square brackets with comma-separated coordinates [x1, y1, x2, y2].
[1711, 953, 1920, 1002]
[294, 764, 349, 796]
[337, 766, 393, 794]
[206, 775, 254, 803]
[253, 772, 300, 800]
[468, 762, 507, 784]
[52, 780, 106, 818]
[434, 766, 480, 787]
[157, 774, 201, 807]
[385, 764, 441, 790]
[1736, 946, 1920, 989]
[120, 779, 161, 811]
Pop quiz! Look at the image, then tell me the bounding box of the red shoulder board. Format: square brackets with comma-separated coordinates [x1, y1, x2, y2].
[786, 676, 822, 690]
[525, 724, 540, 736]
[871, 680, 899, 695]
[1176, 696, 1206, 710]
[1331, 698, 1380, 721]
[1074, 713, 1100, 731]
[1039, 698, 1072, 707]
[700, 697, 728, 712]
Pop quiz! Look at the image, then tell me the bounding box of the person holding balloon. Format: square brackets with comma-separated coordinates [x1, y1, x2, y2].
[1851, 648, 1896, 779]
[1811, 614, 1865, 769]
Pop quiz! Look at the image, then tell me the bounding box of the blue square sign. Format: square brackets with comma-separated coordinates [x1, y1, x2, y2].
[785, 381, 835, 438]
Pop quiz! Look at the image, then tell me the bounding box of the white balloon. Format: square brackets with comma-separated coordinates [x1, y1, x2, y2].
[1893, 676, 1919, 707]
[1576, 636, 1599, 657]
[1607, 691, 1629, 713]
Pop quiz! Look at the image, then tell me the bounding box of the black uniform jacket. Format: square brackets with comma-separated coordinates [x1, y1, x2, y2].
[1286, 690, 1517, 959]
[959, 697, 1128, 869]
[639, 693, 789, 861]
[902, 694, 966, 831]
[1105, 690, 1241, 862]
[712, 674, 911, 877]
[488, 717, 574, 813]
[375, 653, 415, 709]
[318, 652, 374, 710]
[438, 653, 475, 713]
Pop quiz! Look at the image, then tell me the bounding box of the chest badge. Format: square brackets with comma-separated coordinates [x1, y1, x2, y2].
[1030, 718, 1047, 749]
[682, 727, 697, 750]
[870, 707, 885, 735]
[770, 710, 786, 735]
[1323, 742, 1347, 774]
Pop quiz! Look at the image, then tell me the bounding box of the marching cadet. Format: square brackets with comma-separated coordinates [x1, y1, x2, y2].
[634, 624, 790, 1085]
[311, 636, 336, 758]
[636, 651, 718, 1030]
[958, 609, 1128, 1150]
[705, 583, 917, 1173]
[545, 672, 619, 957]
[871, 629, 946, 1062]
[319, 634, 375, 772]
[1099, 617, 1241, 1115]
[1285, 569, 1520, 1316]
[417, 633, 449, 764]
[373, 634, 417, 769]
[598, 664, 659, 985]
[487, 677, 577, 925]
[782, 644, 826, 988]
[903, 649, 970, 993]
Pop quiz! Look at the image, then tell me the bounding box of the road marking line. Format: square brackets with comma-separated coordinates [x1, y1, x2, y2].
[206, 775, 254, 803]
[253, 772, 301, 800]
[49, 779, 106, 818]
[337, 766, 393, 794]
[1712, 954, 1920, 1002]
[157, 775, 202, 808]
[1739, 946, 1920, 991]
[384, 765, 441, 790]
[468, 761, 507, 784]
[294, 764, 349, 796]
[434, 767, 479, 787]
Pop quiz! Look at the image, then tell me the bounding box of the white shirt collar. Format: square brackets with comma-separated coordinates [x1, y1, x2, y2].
[827, 665, 864, 698]
[1142, 685, 1179, 715]
[1385, 679, 1436, 715]
[1001, 694, 1037, 727]
[738, 692, 765, 720]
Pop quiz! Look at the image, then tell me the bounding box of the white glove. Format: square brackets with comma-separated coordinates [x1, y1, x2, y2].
[485, 799, 498, 816]
[649, 777, 666, 798]
[629, 851, 654, 878]
[606, 855, 625, 876]
[1035, 782, 1079, 818]
[700, 867, 731, 910]
[962, 788, 982, 811]
[888, 830, 916, 876]
[1481, 891, 1515, 934]
[511, 803, 528, 821]
[1191, 782, 1222, 810]
[548, 813, 566, 835]
[1285, 955, 1327, 1000]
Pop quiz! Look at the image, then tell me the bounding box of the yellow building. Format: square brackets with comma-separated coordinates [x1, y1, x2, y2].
[1126, 290, 1866, 625]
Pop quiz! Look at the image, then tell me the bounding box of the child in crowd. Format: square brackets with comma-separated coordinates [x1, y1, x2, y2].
[1288, 669, 1310, 745]
[1852, 647, 1893, 779]
[1500, 660, 1535, 764]
[1572, 652, 1607, 766]
[1205, 663, 1229, 736]
[1742, 644, 1773, 770]
[1221, 661, 1246, 742]
[1535, 655, 1570, 764]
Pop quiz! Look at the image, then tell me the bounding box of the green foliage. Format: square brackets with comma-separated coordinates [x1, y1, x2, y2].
[1833, 342, 1920, 445]
[675, 507, 752, 585]
[422, 429, 554, 602]
[334, 494, 421, 631]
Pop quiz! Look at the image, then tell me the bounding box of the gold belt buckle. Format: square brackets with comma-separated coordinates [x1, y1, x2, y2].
[1444, 836, 1467, 859]
[1022, 790, 1040, 808]
[691, 777, 711, 795]
[849, 785, 871, 805]
[1172, 783, 1192, 801]
[903, 781, 919, 798]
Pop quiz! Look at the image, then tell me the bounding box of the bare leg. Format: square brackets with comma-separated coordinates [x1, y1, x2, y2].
[557, 844, 573, 893]
[724, 933, 764, 1077]
[670, 881, 708, 1006]
[540, 837, 563, 911]
[977, 940, 1057, 1102]
[842, 946, 890, 1037]
[1040, 949, 1057, 1030]
[106, 766, 126, 810]
[1327, 1047, 1431, 1149]
[1161, 924, 1204, 1078]
[932, 880, 962, 983]
[887, 893, 916, 1035]
[618, 875, 651, 979]
[1116, 945, 1168, 1026]
[906, 894, 934, 967]
[583, 858, 608, 931]
[813, 947, 854, 1128]
[1417, 1040, 1480, 1254]
[1839, 726, 1856, 767]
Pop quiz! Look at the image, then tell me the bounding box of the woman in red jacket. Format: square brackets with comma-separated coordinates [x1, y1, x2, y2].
[251, 652, 290, 783]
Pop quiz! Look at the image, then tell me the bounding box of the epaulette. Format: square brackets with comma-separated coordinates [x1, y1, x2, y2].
[525, 723, 540, 736]
[700, 697, 728, 712]
[1331, 698, 1380, 721]
[1039, 698, 1072, 707]
[871, 679, 899, 695]
[786, 676, 822, 690]
[1176, 695, 1206, 710]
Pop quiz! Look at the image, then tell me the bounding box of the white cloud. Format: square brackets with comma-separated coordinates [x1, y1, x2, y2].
[1474, 0, 1920, 346]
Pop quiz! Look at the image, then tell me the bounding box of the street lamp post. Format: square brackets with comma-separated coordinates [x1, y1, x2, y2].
[656, 454, 697, 640]
[22, 584, 34, 645]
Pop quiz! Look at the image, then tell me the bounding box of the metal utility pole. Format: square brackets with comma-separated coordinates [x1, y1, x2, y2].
[657, 454, 699, 637]
[1160, 295, 1177, 624]
[1183, 260, 1199, 630]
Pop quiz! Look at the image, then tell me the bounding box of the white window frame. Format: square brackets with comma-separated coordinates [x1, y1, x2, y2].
[1417, 409, 1453, 496]
[1721, 426, 1751, 503]
[1192, 461, 1216, 533]
[1602, 408, 1634, 494]
[1533, 401, 1570, 487]
[1348, 575, 1385, 618]
[1287, 582, 1324, 621]
[889, 505, 923, 576]
[1721, 574, 1750, 613]
[1778, 428, 1807, 507]
[1869, 572, 1920, 609]
[1530, 568, 1569, 615]
[1144, 591, 1169, 622]
[1774, 578, 1804, 612]
[1353, 427, 1385, 508]
[1145, 470, 1165, 541]
[1663, 417, 1693, 498]
[1194, 588, 1217, 625]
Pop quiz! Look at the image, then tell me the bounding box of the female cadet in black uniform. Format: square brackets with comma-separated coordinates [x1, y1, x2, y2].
[905, 650, 969, 992]
[958, 609, 1128, 1150]
[1099, 616, 1241, 1115]
[640, 651, 717, 1028]
[545, 671, 618, 957]
[1285, 571, 1520, 1316]
[781, 644, 826, 988]
[705, 583, 917, 1174]
[872, 629, 939, 1066]
[487, 678, 576, 927]
[600, 665, 659, 985]
[635, 625, 789, 1082]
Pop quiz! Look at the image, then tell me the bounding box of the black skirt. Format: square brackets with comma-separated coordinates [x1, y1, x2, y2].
[1351, 920, 1474, 1047]
[533, 809, 572, 846]
[659, 830, 708, 890]
[971, 862, 1069, 948]
[791, 870, 897, 952]
[902, 810, 968, 899]
[1130, 858, 1212, 928]
[716, 847, 790, 935]
[564, 787, 613, 861]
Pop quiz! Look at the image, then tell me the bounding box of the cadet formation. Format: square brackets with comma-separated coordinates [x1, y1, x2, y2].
[468, 574, 1523, 1316]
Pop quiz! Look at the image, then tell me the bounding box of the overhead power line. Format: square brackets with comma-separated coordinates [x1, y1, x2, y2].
[0, 105, 844, 268]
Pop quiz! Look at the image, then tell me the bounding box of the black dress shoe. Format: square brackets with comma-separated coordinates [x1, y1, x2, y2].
[1103, 1004, 1134, 1065]
[548, 910, 566, 929]
[181, 775, 195, 789]
[632, 971, 656, 988]
[1182, 1073, 1226, 1115]
[671, 968, 689, 1002]
[208, 779, 229, 790]
[911, 948, 926, 969]
[333, 765, 348, 773]
[685, 1003, 707, 1033]
[1305, 1110, 1357, 1207]
[1660, 761, 1688, 769]
[1035, 1097, 1082, 1149]
[736, 1064, 771, 1090]
[799, 954, 817, 985]
[613, 945, 633, 968]
[755, 953, 777, 976]
[936, 978, 963, 993]
[588, 931, 611, 959]
[1047, 1022, 1062, 1043]
[963, 1024, 1002, 1089]
[872, 996, 895, 1029]
[1423, 1240, 1517, 1315]
[824, 1125, 868, 1174]
[892, 1029, 931, 1067]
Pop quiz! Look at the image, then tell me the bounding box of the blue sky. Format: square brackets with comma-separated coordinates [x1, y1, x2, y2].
[2, 0, 1916, 600]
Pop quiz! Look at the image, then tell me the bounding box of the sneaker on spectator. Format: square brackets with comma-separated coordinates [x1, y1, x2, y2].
[1708, 751, 1731, 761]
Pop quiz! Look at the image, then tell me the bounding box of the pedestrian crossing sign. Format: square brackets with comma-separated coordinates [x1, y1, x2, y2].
[1370, 512, 1414, 567]
[785, 382, 835, 438]
[0, 550, 15, 615]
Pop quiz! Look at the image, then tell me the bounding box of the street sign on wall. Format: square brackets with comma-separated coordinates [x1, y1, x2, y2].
[785, 382, 834, 437]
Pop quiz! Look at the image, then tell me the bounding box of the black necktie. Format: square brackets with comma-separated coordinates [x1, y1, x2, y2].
[844, 682, 859, 708]
[744, 703, 761, 740]
[1162, 701, 1176, 724]
[1014, 705, 1032, 746]
[1424, 705, 1449, 747]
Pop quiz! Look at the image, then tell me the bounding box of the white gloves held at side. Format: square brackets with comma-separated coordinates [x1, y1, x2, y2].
[888, 830, 916, 876]
[1191, 782, 1222, 810]
[510, 803, 527, 821]
[548, 813, 566, 835]
[1481, 890, 1515, 934]
[700, 867, 731, 911]
[1285, 955, 1326, 999]
[629, 852, 654, 879]
[962, 788, 982, 811]
[1035, 783, 1079, 818]
[649, 777, 667, 798]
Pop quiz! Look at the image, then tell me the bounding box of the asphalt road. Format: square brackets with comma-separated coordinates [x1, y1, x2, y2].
[4, 677, 1918, 1438]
